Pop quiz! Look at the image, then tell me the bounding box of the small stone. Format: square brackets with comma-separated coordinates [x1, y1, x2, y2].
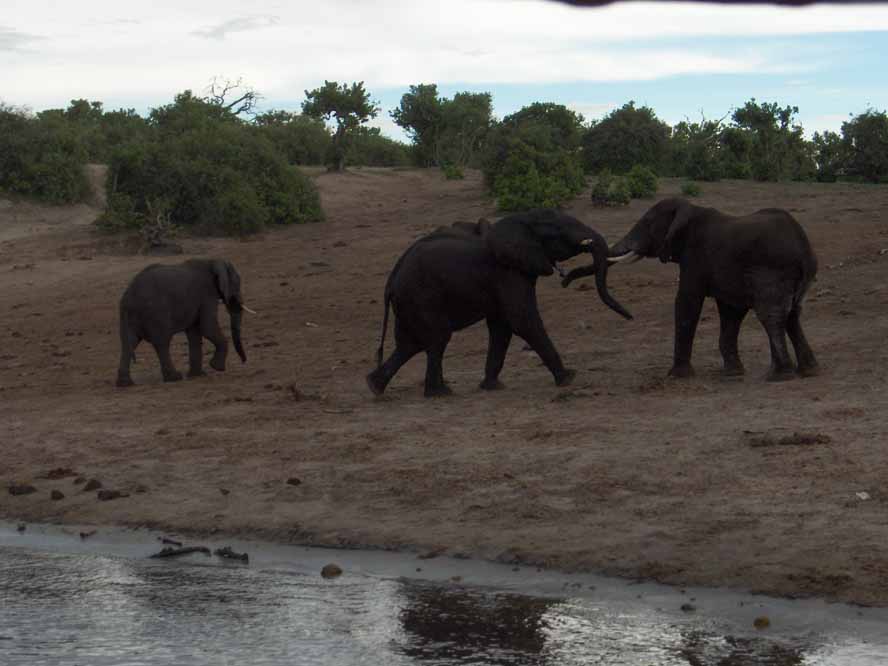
[79, 530, 96, 539]
[83, 479, 102, 491]
[16, 523, 25, 532]
[321, 563, 343, 579]
[9, 484, 37, 496]
[285, 477, 302, 487]
[680, 603, 696, 612]
[220, 488, 230, 496]
[754, 616, 771, 629]
[97, 489, 129, 501]
[51, 490, 65, 501]
[73, 477, 86, 485]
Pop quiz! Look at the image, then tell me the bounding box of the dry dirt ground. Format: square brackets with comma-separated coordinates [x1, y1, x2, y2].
[2, 168, 887, 605]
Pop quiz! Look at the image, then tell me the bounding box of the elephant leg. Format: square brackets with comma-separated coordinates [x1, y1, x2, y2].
[367, 318, 423, 395]
[424, 331, 453, 398]
[501, 279, 573, 387]
[186, 325, 206, 378]
[716, 299, 748, 376]
[480, 318, 512, 390]
[152, 337, 182, 383]
[750, 272, 796, 381]
[367, 343, 422, 395]
[201, 308, 228, 372]
[670, 280, 705, 378]
[787, 303, 818, 377]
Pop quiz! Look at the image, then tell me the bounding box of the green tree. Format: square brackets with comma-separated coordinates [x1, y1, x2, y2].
[391, 83, 443, 166]
[101, 90, 323, 236]
[483, 102, 585, 211]
[731, 99, 812, 181]
[392, 85, 493, 167]
[0, 102, 89, 202]
[670, 117, 725, 181]
[347, 126, 410, 167]
[841, 109, 888, 183]
[254, 110, 331, 165]
[302, 81, 378, 172]
[811, 130, 845, 182]
[583, 101, 671, 174]
[436, 91, 493, 168]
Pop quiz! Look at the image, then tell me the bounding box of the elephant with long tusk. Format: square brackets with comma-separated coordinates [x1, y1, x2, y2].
[563, 197, 819, 381]
[367, 209, 632, 398]
[116, 258, 252, 387]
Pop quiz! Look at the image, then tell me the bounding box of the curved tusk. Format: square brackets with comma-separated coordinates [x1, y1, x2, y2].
[241, 305, 257, 314]
[580, 239, 594, 246]
[606, 251, 638, 264]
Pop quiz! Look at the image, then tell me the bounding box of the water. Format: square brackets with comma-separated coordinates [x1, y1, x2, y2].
[1, 525, 886, 665]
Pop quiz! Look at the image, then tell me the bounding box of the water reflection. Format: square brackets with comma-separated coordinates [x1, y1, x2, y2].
[0, 543, 884, 666]
[398, 582, 555, 664]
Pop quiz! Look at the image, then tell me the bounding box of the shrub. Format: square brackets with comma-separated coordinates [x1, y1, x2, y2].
[841, 109, 888, 183]
[100, 91, 323, 236]
[583, 101, 671, 174]
[681, 181, 702, 197]
[625, 164, 658, 198]
[491, 147, 584, 211]
[441, 164, 465, 180]
[0, 104, 89, 203]
[483, 103, 586, 211]
[590, 169, 631, 206]
[590, 169, 615, 205]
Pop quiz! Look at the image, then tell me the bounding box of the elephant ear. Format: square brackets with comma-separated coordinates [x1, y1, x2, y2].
[212, 259, 232, 303]
[486, 218, 553, 277]
[658, 201, 694, 263]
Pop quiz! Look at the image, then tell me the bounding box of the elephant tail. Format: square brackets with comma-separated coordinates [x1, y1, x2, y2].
[119, 307, 137, 362]
[375, 291, 392, 368]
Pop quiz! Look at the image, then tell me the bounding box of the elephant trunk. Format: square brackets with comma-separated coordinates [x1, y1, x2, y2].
[587, 236, 633, 320]
[229, 308, 247, 363]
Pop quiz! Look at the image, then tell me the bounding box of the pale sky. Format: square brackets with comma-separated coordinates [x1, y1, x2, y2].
[4, 0, 888, 138]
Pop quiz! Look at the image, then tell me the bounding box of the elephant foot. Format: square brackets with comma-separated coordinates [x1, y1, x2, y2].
[668, 364, 695, 379]
[163, 371, 184, 383]
[555, 369, 576, 387]
[366, 372, 387, 396]
[116, 376, 134, 388]
[210, 358, 226, 372]
[721, 363, 745, 377]
[797, 363, 820, 378]
[767, 367, 797, 382]
[188, 369, 207, 379]
[424, 384, 453, 398]
[480, 378, 505, 391]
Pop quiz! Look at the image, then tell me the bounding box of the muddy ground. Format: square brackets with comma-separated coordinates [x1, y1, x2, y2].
[2, 168, 887, 605]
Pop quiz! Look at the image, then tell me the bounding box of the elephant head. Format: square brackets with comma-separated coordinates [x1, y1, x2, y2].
[211, 259, 253, 362]
[486, 209, 632, 320]
[608, 197, 700, 264]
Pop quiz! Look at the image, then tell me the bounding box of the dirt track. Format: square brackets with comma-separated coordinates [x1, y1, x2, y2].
[2, 169, 888, 605]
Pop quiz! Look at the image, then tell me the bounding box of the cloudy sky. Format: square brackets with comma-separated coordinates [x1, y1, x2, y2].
[4, 0, 888, 138]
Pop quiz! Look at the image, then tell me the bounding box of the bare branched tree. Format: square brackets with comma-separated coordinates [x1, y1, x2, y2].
[204, 76, 262, 117]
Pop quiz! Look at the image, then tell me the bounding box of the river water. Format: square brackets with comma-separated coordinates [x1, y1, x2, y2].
[1, 525, 886, 665]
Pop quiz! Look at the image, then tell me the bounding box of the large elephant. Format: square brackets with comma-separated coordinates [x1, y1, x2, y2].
[367, 209, 632, 397]
[116, 258, 254, 387]
[564, 197, 818, 381]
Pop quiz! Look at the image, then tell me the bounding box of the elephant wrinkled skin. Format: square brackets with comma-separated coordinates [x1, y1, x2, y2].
[116, 258, 251, 387]
[367, 210, 632, 397]
[565, 197, 818, 381]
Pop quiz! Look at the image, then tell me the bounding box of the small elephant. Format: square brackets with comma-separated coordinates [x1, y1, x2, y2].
[565, 197, 818, 381]
[367, 209, 632, 397]
[116, 258, 253, 387]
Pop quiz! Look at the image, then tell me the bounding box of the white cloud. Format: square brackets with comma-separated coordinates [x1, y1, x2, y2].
[4, 0, 888, 112]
